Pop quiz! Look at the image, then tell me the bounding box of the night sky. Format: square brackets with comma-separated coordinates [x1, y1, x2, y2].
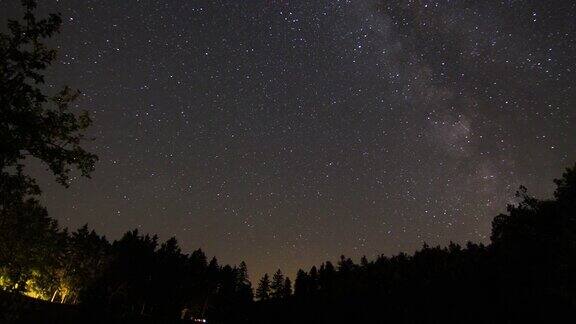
[3, 0, 575, 281]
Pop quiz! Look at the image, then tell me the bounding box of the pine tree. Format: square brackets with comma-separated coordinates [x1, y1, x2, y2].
[282, 277, 292, 298]
[319, 261, 336, 291]
[237, 261, 250, 285]
[256, 273, 271, 301]
[270, 269, 285, 299]
[360, 255, 369, 267]
[236, 261, 254, 300]
[338, 255, 355, 272]
[294, 269, 309, 297]
[309, 266, 319, 292]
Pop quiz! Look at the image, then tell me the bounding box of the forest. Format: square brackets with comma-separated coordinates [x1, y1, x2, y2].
[2, 164, 576, 323]
[2, 1, 576, 323]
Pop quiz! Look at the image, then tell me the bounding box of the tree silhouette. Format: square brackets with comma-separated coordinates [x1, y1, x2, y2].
[237, 261, 250, 286]
[237, 261, 254, 301]
[0, 198, 58, 294]
[2, 162, 576, 323]
[270, 269, 285, 299]
[318, 261, 335, 291]
[247, 164, 576, 323]
[308, 266, 319, 293]
[0, 0, 97, 186]
[294, 269, 309, 297]
[256, 274, 271, 301]
[282, 277, 292, 298]
[55, 225, 109, 303]
[0, 0, 97, 298]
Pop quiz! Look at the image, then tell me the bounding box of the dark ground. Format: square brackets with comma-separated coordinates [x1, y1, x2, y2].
[0, 291, 189, 324]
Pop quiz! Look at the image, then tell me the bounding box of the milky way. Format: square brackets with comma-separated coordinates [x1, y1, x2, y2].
[3, 0, 575, 280]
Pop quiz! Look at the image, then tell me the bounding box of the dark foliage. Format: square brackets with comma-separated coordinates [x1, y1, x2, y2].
[5, 164, 573, 324]
[0, 0, 97, 302]
[250, 164, 576, 323]
[79, 230, 254, 323]
[0, 0, 97, 186]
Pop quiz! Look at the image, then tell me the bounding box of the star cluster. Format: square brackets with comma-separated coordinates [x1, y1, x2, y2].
[4, 0, 575, 279]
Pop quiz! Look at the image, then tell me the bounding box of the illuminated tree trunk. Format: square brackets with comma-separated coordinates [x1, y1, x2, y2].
[51, 290, 58, 303]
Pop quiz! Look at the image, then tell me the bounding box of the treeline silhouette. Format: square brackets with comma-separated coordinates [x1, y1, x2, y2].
[1, 220, 254, 322]
[248, 164, 576, 323]
[3, 167, 576, 324]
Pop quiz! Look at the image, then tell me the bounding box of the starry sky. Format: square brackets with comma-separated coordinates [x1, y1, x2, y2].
[2, 0, 575, 281]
